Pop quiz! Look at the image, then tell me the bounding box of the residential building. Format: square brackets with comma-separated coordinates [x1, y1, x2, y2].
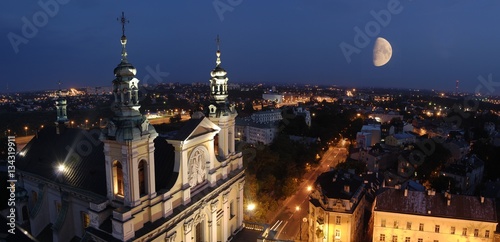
[309, 170, 369, 242]
[373, 189, 497, 242]
[361, 124, 382, 146]
[385, 132, 416, 147]
[440, 155, 484, 195]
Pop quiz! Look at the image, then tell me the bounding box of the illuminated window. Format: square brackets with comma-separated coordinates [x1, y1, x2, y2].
[406, 222, 411, 230]
[138, 160, 147, 196]
[392, 235, 397, 242]
[435, 225, 440, 233]
[335, 229, 340, 239]
[486, 230, 490, 238]
[462, 228, 467, 236]
[380, 234, 385, 241]
[381, 219, 386, 227]
[451, 226, 455, 234]
[474, 229, 479, 237]
[405, 237, 410, 242]
[81, 211, 90, 229]
[335, 216, 341, 225]
[113, 161, 124, 196]
[394, 220, 399, 229]
[419, 223, 424, 231]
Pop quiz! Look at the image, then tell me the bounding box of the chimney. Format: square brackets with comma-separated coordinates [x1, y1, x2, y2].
[344, 185, 350, 193]
[480, 196, 485, 204]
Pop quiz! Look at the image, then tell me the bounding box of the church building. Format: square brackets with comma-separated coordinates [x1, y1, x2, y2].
[15, 14, 245, 242]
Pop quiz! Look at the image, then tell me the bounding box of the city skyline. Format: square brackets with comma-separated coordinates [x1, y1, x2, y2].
[3, 1, 500, 94]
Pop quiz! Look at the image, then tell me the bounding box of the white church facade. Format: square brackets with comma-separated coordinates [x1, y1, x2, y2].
[15, 14, 244, 242]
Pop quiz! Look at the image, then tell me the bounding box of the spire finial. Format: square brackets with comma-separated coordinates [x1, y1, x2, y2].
[215, 35, 221, 66]
[117, 12, 130, 62]
[118, 12, 129, 37]
[216, 34, 220, 51]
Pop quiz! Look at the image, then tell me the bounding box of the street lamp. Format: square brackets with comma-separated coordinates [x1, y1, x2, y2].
[85, 119, 88, 129]
[247, 203, 256, 211]
[24, 126, 28, 136]
[71, 120, 74, 128]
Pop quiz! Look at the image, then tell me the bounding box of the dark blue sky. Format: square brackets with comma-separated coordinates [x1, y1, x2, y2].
[3, 0, 500, 94]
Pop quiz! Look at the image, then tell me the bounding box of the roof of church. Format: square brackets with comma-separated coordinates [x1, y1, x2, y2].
[17, 126, 177, 198]
[17, 127, 108, 197]
[375, 189, 497, 222]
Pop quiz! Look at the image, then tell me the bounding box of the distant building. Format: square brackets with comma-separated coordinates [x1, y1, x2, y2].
[440, 155, 484, 195]
[384, 132, 416, 147]
[359, 145, 398, 172]
[443, 139, 470, 161]
[262, 93, 283, 103]
[360, 124, 381, 146]
[373, 189, 497, 242]
[250, 109, 282, 123]
[309, 170, 370, 242]
[356, 132, 372, 149]
[293, 106, 311, 127]
[236, 119, 279, 145]
[368, 112, 403, 124]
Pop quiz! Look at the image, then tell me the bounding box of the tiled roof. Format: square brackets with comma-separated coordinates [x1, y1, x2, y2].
[375, 189, 497, 222]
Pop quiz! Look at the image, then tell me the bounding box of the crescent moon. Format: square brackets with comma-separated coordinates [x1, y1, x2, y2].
[373, 37, 392, 67]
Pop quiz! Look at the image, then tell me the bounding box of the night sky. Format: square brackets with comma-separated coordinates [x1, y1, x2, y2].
[3, 0, 500, 94]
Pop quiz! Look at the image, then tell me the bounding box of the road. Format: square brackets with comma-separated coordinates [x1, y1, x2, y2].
[268, 144, 348, 241]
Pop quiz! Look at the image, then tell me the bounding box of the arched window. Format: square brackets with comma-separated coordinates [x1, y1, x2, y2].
[113, 161, 124, 196]
[138, 160, 147, 196]
[31, 191, 38, 206]
[214, 134, 219, 156]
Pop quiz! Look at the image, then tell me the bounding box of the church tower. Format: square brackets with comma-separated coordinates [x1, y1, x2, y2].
[207, 35, 237, 160]
[100, 12, 158, 241]
[54, 84, 69, 134]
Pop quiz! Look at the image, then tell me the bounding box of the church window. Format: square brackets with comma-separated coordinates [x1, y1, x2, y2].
[139, 160, 147, 196]
[113, 161, 124, 196]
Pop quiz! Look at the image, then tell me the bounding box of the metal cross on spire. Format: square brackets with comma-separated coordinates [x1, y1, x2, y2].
[117, 12, 129, 36]
[216, 34, 220, 51]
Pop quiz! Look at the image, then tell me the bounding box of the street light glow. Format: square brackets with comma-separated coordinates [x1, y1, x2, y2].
[247, 203, 256, 211]
[57, 164, 66, 172]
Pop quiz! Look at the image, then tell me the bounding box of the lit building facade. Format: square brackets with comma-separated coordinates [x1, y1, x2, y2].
[373, 189, 497, 242]
[308, 170, 369, 242]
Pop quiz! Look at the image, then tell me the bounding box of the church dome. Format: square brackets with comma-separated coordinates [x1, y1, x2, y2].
[114, 62, 137, 77]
